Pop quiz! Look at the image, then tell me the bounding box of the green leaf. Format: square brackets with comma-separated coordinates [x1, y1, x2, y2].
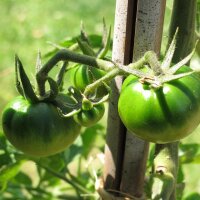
[37, 154, 65, 172]
[77, 38, 96, 56]
[184, 193, 200, 200]
[88, 34, 103, 48]
[14, 172, 32, 186]
[44, 37, 78, 58]
[63, 136, 83, 164]
[35, 154, 65, 187]
[179, 143, 200, 164]
[81, 124, 105, 158]
[0, 135, 14, 167]
[0, 160, 24, 191]
[0, 153, 12, 168]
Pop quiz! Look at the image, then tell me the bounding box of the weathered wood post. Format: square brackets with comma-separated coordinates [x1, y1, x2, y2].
[103, 0, 166, 198]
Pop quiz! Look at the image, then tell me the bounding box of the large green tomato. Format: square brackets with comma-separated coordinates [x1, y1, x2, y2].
[74, 104, 105, 127]
[71, 65, 107, 96]
[118, 67, 200, 143]
[2, 95, 81, 157]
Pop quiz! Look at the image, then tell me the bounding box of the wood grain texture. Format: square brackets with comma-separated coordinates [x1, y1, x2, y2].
[120, 0, 166, 197]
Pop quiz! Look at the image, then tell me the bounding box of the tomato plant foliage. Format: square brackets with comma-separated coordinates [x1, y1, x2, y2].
[0, 2, 200, 198]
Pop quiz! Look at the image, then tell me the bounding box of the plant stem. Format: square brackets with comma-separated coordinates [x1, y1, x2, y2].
[83, 55, 147, 96]
[36, 49, 115, 96]
[36, 163, 90, 195]
[10, 183, 52, 197]
[168, 0, 197, 63]
[151, 142, 179, 200]
[84, 68, 121, 96]
[37, 46, 148, 97]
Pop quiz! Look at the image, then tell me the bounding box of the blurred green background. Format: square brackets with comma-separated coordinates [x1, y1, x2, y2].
[0, 0, 200, 199]
[0, 0, 115, 111]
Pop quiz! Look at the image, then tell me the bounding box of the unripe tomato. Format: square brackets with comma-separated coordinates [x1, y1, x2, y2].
[118, 66, 200, 143]
[74, 104, 105, 127]
[2, 95, 81, 157]
[71, 65, 107, 96]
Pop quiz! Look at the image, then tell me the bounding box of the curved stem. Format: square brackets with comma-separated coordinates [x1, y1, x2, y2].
[36, 163, 90, 195]
[36, 49, 115, 96]
[36, 42, 162, 98]
[84, 68, 122, 96]
[84, 55, 147, 96]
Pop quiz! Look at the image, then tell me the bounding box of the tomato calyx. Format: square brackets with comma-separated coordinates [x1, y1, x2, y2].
[118, 30, 199, 89]
[15, 54, 62, 104]
[15, 55, 39, 104]
[56, 86, 108, 119]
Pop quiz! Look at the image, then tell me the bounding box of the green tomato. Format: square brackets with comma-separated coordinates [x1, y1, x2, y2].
[2, 95, 81, 157]
[74, 104, 105, 127]
[71, 65, 107, 96]
[118, 66, 200, 143]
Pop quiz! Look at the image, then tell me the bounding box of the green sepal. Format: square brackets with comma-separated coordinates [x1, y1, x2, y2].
[91, 93, 109, 106]
[35, 50, 42, 73]
[40, 77, 59, 102]
[56, 61, 68, 91]
[77, 38, 96, 57]
[15, 55, 39, 103]
[15, 58, 24, 97]
[53, 93, 81, 117]
[82, 98, 93, 111]
[97, 21, 111, 59]
[68, 86, 83, 103]
[161, 28, 178, 72]
[80, 22, 91, 45]
[0, 160, 25, 192]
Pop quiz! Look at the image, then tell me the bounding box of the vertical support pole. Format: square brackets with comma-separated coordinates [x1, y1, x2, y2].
[103, 0, 166, 198]
[120, 0, 166, 198]
[103, 0, 138, 191]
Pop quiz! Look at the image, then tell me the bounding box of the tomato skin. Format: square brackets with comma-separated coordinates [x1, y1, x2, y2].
[2, 96, 81, 157]
[118, 69, 200, 143]
[71, 65, 107, 96]
[74, 104, 105, 127]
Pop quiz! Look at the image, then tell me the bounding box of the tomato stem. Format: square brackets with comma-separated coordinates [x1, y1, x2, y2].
[83, 55, 147, 96]
[36, 49, 115, 96]
[151, 142, 179, 199]
[36, 162, 91, 195]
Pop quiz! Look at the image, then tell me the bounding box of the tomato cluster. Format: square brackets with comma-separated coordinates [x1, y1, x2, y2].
[2, 56, 106, 157]
[2, 32, 199, 158]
